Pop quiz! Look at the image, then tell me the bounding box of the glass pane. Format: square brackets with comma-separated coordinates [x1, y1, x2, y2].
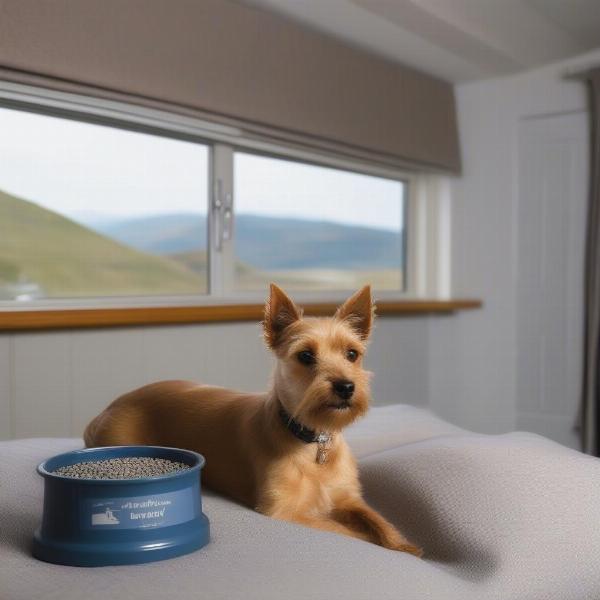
[233, 153, 406, 292]
[0, 107, 208, 301]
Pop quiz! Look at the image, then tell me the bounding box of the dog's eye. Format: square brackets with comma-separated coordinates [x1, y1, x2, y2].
[297, 350, 316, 366]
[346, 349, 359, 362]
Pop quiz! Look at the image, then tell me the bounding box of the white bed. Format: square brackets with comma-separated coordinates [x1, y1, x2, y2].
[1, 404, 598, 600]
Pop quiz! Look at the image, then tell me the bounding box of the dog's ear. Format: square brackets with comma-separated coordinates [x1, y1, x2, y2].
[264, 283, 302, 348]
[335, 285, 374, 340]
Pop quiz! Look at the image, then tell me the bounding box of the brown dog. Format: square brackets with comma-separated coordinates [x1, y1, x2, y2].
[84, 284, 422, 556]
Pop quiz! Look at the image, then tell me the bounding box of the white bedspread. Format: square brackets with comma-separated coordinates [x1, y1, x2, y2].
[1, 404, 598, 600]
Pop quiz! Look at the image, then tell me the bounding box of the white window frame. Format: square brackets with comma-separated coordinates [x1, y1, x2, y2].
[0, 80, 450, 308]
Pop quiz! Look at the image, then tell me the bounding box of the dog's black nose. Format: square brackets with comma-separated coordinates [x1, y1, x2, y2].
[332, 380, 355, 400]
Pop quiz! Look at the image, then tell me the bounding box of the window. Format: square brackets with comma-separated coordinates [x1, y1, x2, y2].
[233, 153, 406, 292]
[0, 107, 208, 301]
[0, 83, 424, 308]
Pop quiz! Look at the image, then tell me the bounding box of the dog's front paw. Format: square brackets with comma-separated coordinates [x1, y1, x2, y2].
[388, 540, 424, 557]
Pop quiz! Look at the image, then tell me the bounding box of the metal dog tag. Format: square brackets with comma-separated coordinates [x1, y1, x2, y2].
[316, 432, 332, 464]
[316, 446, 328, 464]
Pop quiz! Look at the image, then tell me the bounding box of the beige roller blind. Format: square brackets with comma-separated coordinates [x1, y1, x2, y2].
[0, 0, 461, 172]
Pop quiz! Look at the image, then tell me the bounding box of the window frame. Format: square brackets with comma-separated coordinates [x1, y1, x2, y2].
[0, 80, 448, 310]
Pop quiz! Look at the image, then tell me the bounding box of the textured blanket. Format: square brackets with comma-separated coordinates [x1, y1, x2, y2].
[1, 405, 598, 600]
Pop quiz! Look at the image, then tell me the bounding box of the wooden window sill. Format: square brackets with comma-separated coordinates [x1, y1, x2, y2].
[0, 299, 482, 331]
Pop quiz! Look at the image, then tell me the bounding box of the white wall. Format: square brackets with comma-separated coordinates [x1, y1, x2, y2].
[0, 316, 431, 440]
[430, 48, 600, 449]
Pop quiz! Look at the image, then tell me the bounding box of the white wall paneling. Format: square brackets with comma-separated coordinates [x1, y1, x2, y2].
[428, 68, 519, 435]
[13, 332, 71, 438]
[0, 317, 429, 440]
[428, 312, 517, 434]
[366, 318, 429, 407]
[70, 329, 147, 439]
[140, 323, 273, 392]
[0, 335, 12, 439]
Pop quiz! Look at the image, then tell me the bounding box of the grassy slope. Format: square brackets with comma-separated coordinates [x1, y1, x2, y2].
[171, 250, 403, 291]
[0, 190, 204, 297]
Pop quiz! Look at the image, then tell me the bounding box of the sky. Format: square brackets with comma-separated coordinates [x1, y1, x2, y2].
[235, 153, 404, 232]
[0, 107, 404, 231]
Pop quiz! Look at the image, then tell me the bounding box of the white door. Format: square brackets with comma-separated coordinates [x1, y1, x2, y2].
[516, 111, 589, 450]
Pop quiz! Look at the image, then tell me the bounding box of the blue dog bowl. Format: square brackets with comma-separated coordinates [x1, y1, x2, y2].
[33, 446, 210, 567]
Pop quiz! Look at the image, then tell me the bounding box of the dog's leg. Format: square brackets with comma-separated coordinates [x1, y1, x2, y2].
[331, 499, 423, 557]
[273, 511, 369, 540]
[259, 497, 374, 542]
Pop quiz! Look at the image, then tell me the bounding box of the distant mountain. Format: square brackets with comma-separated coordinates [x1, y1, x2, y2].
[0, 190, 204, 298]
[97, 213, 207, 255]
[93, 213, 404, 270]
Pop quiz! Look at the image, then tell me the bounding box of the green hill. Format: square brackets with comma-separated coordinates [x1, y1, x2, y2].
[0, 190, 205, 298]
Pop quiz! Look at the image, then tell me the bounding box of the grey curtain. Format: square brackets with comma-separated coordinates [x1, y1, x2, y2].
[582, 69, 600, 454]
[0, 0, 460, 173]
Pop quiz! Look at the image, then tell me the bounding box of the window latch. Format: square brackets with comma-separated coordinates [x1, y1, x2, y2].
[213, 178, 233, 251]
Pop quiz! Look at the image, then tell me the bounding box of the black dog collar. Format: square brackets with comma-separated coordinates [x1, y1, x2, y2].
[278, 405, 331, 445]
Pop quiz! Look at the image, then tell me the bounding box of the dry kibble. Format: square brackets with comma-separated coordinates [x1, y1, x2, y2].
[53, 457, 190, 479]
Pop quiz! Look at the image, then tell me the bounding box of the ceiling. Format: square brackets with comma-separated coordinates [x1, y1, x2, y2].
[238, 0, 600, 82]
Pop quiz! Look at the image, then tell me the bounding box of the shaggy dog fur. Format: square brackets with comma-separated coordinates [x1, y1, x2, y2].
[84, 284, 422, 556]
